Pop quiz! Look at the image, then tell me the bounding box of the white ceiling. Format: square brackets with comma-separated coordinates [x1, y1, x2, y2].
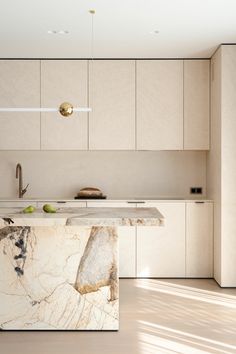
[1, 0, 236, 58]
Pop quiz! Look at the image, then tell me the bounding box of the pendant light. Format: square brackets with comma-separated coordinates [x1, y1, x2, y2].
[0, 10, 96, 118]
[0, 103, 91, 117]
[89, 9, 95, 117]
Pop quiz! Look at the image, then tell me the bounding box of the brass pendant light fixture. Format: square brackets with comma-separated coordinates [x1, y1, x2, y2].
[59, 102, 74, 117]
[0, 103, 91, 117]
[0, 10, 96, 118]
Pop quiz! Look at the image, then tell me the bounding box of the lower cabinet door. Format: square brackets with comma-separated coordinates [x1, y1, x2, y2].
[117, 226, 136, 278]
[87, 201, 136, 277]
[137, 202, 186, 277]
[186, 202, 213, 277]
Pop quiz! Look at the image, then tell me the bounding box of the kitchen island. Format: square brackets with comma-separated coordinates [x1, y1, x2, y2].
[0, 207, 163, 331]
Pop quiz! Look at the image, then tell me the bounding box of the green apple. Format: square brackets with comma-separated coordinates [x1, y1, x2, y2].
[23, 205, 35, 213]
[43, 204, 57, 213]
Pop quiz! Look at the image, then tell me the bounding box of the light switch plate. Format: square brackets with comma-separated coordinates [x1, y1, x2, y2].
[190, 187, 202, 194]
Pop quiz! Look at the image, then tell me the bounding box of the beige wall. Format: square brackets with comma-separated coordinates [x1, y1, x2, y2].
[0, 151, 206, 199]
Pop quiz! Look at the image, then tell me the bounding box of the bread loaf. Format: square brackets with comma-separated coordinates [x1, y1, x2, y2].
[78, 187, 103, 197]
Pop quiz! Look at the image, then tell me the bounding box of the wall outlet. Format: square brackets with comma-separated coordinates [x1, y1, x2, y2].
[190, 187, 202, 194]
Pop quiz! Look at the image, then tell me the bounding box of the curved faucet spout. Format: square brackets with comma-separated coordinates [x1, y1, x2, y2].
[16, 163, 21, 178]
[16, 163, 29, 198]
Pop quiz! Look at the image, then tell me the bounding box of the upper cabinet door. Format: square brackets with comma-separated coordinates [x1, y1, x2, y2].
[184, 60, 210, 150]
[137, 60, 183, 150]
[0, 60, 40, 150]
[41, 60, 88, 150]
[89, 60, 135, 150]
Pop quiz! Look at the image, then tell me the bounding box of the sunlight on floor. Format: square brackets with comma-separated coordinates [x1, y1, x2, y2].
[136, 279, 236, 308]
[134, 279, 236, 354]
[138, 321, 236, 354]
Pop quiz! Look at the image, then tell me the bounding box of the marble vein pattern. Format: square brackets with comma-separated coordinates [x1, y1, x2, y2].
[0, 207, 163, 330]
[0, 225, 119, 330]
[75, 227, 118, 302]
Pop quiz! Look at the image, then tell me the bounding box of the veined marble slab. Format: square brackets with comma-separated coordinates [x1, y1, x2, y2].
[0, 225, 119, 330]
[0, 207, 164, 227]
[0, 207, 162, 330]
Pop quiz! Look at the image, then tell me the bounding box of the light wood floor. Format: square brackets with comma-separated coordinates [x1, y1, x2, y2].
[1, 279, 236, 354]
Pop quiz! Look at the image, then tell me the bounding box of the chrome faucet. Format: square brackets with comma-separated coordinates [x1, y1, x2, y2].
[16, 163, 29, 198]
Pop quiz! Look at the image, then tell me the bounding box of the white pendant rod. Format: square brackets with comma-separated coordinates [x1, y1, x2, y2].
[73, 108, 92, 112]
[0, 107, 91, 112]
[0, 108, 57, 112]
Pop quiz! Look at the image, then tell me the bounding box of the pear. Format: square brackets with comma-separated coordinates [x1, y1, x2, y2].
[23, 205, 35, 213]
[43, 204, 57, 213]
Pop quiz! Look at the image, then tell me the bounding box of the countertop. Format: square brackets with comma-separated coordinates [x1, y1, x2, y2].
[0, 207, 164, 227]
[0, 197, 213, 202]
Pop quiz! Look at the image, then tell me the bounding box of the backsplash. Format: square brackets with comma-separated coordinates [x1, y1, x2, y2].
[0, 151, 206, 199]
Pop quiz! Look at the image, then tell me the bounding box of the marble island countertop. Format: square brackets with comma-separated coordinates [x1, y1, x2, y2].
[0, 197, 213, 202]
[0, 207, 163, 330]
[0, 207, 164, 227]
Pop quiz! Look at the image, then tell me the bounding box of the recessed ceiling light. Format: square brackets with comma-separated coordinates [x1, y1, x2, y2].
[58, 30, 69, 34]
[150, 30, 159, 35]
[47, 30, 69, 35]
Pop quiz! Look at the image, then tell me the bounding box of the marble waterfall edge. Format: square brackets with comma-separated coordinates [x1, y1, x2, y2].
[0, 225, 119, 330]
[0, 207, 163, 330]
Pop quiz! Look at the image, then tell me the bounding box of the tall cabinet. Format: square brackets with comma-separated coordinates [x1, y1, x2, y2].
[208, 44, 236, 287]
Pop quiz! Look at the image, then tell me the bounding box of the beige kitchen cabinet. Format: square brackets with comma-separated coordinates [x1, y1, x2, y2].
[0, 60, 40, 150]
[136, 60, 183, 150]
[87, 201, 136, 277]
[89, 60, 135, 150]
[186, 202, 213, 277]
[137, 202, 186, 277]
[41, 60, 88, 150]
[184, 60, 210, 150]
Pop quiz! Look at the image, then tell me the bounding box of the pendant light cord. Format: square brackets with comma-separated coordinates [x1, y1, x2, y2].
[89, 9, 95, 119]
[90, 9, 95, 61]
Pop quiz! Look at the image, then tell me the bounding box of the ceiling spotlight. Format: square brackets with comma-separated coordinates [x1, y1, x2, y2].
[58, 30, 69, 34]
[150, 30, 160, 35]
[47, 30, 69, 35]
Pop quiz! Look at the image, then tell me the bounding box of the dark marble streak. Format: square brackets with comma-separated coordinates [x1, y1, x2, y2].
[2, 218, 14, 225]
[0, 226, 31, 276]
